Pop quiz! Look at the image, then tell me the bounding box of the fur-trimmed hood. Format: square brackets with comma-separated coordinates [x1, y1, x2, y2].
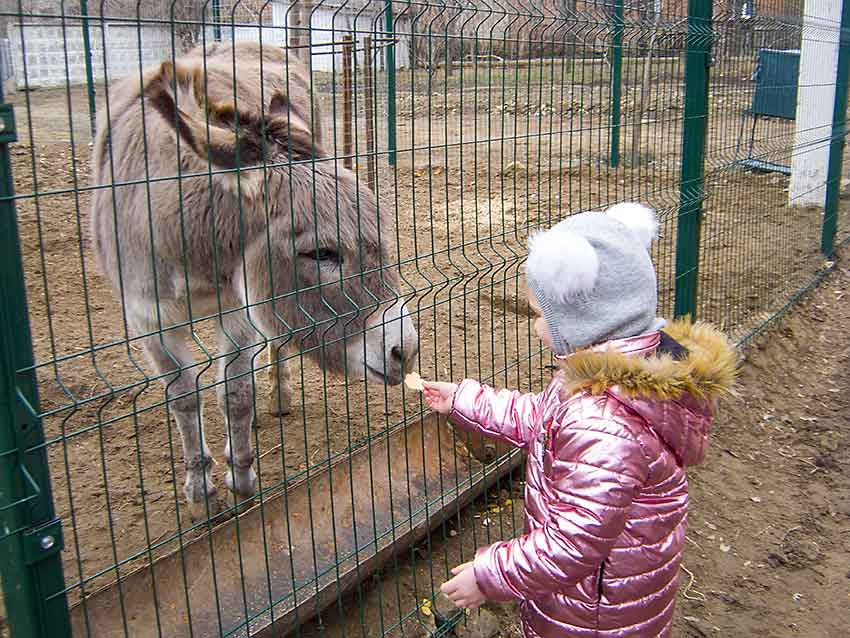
[557, 319, 738, 466]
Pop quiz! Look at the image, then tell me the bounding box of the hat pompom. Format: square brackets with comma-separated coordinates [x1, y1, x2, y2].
[526, 228, 599, 303]
[606, 202, 659, 249]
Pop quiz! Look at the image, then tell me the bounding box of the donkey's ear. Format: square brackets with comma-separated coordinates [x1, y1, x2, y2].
[144, 61, 209, 154]
[152, 60, 206, 106]
[145, 61, 266, 171]
[263, 92, 322, 161]
[270, 90, 324, 147]
[269, 93, 291, 116]
[143, 60, 265, 199]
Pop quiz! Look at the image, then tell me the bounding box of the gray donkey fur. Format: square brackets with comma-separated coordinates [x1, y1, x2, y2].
[91, 42, 418, 518]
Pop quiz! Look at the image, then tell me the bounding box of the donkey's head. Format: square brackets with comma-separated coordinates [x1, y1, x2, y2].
[144, 44, 418, 385]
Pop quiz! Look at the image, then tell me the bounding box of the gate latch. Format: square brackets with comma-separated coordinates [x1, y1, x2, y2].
[0, 103, 17, 144]
[23, 518, 64, 565]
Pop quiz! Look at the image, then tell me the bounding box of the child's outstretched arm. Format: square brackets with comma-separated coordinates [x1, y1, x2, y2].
[466, 416, 650, 602]
[423, 379, 544, 449]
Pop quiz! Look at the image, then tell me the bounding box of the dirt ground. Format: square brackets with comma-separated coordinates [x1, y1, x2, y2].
[295, 250, 850, 638]
[2, 53, 849, 633]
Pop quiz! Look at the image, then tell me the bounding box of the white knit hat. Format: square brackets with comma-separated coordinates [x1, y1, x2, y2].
[525, 202, 665, 355]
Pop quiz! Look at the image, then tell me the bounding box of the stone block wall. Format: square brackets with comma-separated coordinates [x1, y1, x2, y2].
[8, 22, 173, 89]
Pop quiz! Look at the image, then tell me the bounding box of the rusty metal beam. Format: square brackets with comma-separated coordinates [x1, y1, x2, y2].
[70, 414, 521, 637]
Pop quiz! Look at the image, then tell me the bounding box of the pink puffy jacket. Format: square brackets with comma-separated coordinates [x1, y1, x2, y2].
[449, 321, 736, 638]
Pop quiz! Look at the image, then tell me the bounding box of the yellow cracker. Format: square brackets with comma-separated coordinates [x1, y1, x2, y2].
[405, 372, 425, 391]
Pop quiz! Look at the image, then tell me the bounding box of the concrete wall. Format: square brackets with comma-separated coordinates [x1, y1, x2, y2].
[0, 39, 13, 84]
[8, 7, 409, 89]
[8, 22, 173, 89]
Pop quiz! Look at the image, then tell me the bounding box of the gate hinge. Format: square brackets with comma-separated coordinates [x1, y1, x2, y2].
[0, 103, 17, 144]
[22, 518, 63, 565]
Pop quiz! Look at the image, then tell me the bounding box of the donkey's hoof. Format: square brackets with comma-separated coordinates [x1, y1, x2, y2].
[267, 385, 294, 416]
[266, 397, 293, 417]
[225, 464, 257, 494]
[187, 492, 224, 523]
[225, 489, 257, 515]
[267, 409, 292, 418]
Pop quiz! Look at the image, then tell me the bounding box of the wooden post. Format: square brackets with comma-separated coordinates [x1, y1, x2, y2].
[288, 0, 313, 60]
[631, 14, 661, 167]
[342, 35, 354, 170]
[364, 36, 377, 191]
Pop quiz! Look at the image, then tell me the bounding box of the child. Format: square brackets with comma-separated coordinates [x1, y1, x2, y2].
[422, 203, 736, 637]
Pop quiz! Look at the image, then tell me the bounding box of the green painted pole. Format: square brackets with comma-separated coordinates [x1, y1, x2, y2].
[0, 83, 71, 638]
[385, 0, 397, 166]
[674, 0, 712, 319]
[212, 0, 222, 42]
[608, 0, 624, 167]
[80, 0, 97, 140]
[821, 1, 850, 258]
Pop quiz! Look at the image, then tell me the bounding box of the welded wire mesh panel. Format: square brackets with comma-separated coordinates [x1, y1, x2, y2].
[3, 2, 544, 636]
[0, 1, 849, 638]
[697, 1, 850, 341]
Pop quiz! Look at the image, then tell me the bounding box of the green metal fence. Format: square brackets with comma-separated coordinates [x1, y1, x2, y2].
[0, 1, 848, 637]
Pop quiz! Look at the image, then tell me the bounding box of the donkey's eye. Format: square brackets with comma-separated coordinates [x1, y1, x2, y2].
[300, 248, 343, 266]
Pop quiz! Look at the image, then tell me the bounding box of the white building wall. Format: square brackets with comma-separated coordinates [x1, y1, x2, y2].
[8, 2, 408, 89]
[221, 1, 410, 72]
[788, 0, 842, 208]
[8, 22, 174, 89]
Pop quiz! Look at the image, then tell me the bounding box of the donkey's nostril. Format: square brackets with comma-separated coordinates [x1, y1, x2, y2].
[392, 342, 419, 369]
[391, 345, 403, 363]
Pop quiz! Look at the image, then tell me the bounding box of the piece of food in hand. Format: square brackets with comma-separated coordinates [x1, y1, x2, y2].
[405, 372, 425, 391]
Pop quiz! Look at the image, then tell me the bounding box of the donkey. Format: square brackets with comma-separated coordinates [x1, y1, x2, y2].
[91, 42, 418, 519]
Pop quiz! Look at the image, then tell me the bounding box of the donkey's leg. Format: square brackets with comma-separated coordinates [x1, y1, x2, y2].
[137, 324, 220, 521]
[266, 342, 293, 416]
[217, 311, 261, 507]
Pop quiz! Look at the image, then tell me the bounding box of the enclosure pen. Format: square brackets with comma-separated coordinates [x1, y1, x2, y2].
[0, 1, 849, 638]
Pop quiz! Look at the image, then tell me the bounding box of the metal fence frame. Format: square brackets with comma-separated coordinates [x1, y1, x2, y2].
[1, 1, 850, 636]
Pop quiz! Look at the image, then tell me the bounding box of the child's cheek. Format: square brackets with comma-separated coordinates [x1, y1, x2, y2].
[535, 317, 554, 350]
[534, 317, 546, 342]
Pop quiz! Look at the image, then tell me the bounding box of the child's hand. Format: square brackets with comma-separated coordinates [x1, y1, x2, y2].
[422, 381, 458, 415]
[440, 561, 486, 610]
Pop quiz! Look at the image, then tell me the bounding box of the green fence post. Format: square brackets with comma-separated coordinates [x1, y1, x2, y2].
[674, 0, 712, 319]
[80, 0, 97, 140]
[608, 0, 624, 168]
[0, 83, 71, 637]
[212, 0, 222, 42]
[385, 0, 397, 166]
[821, 1, 850, 258]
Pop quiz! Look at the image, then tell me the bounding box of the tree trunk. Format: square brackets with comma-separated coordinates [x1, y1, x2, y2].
[631, 12, 661, 166]
[288, 0, 313, 60]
